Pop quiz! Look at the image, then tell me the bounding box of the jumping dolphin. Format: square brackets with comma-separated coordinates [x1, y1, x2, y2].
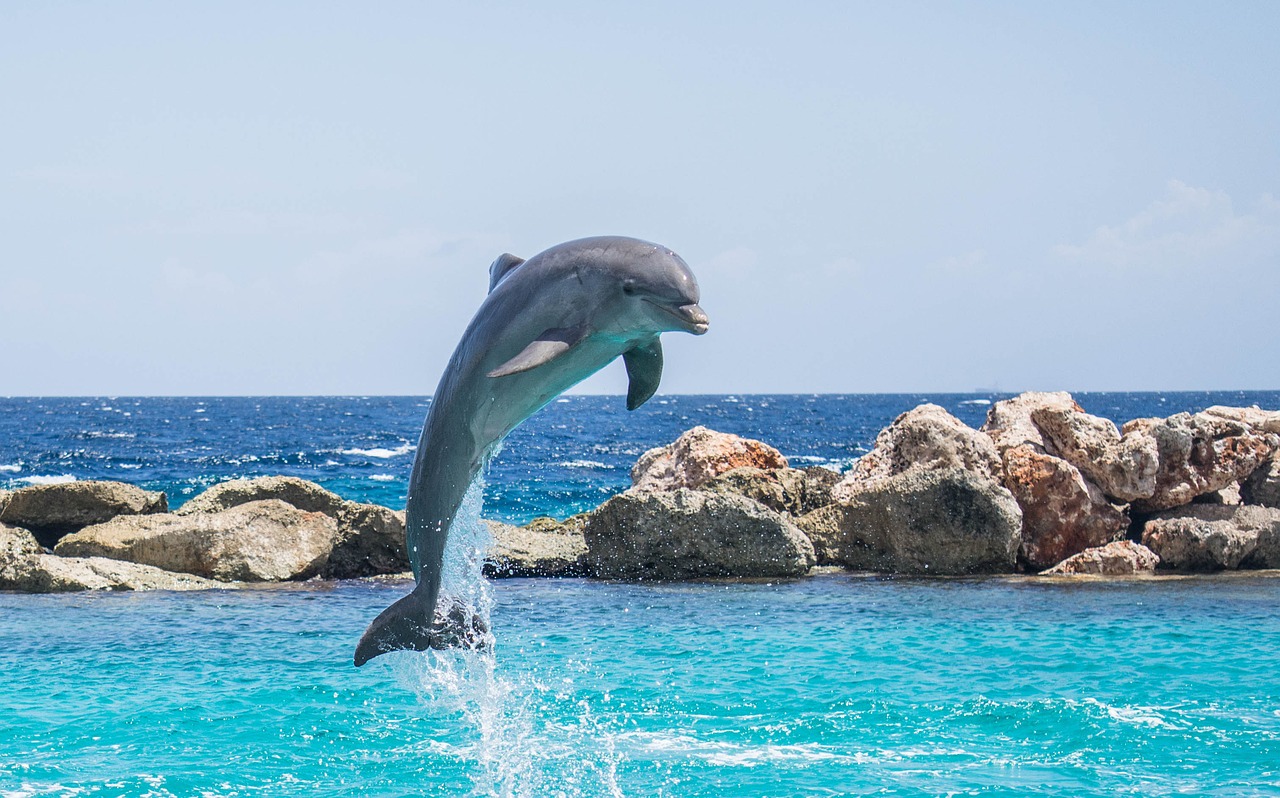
[354, 236, 708, 666]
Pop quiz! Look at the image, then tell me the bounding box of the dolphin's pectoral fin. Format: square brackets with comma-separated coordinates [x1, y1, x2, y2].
[487, 253, 526, 293]
[487, 326, 588, 378]
[623, 339, 664, 410]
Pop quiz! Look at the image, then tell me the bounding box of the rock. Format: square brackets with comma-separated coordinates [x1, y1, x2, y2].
[582, 489, 815, 579]
[0, 480, 168, 547]
[980, 391, 1082, 453]
[1242, 455, 1280, 508]
[836, 405, 1001, 495]
[521, 514, 590, 537]
[1140, 504, 1280, 571]
[1031, 406, 1160, 502]
[177, 476, 347, 517]
[483, 519, 587, 577]
[326, 502, 409, 579]
[1201, 405, 1280, 435]
[798, 468, 1021, 575]
[630, 426, 788, 492]
[1192, 482, 1242, 505]
[2, 522, 222, 592]
[1001, 445, 1128, 571]
[701, 466, 834, 516]
[1041, 541, 1160, 576]
[55, 500, 337, 582]
[0, 490, 10, 514]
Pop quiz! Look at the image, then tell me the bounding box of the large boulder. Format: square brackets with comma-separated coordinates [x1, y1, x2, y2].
[980, 391, 1081, 452]
[797, 467, 1021, 575]
[582, 489, 815, 579]
[835, 404, 1001, 495]
[1041, 541, 1160, 576]
[630, 427, 788, 493]
[1031, 406, 1159, 502]
[1201, 405, 1280, 435]
[483, 518, 587, 578]
[1242, 454, 1280, 508]
[1139, 504, 1280, 571]
[178, 477, 407, 578]
[177, 476, 347, 516]
[700, 466, 837, 517]
[55, 500, 337, 582]
[0, 480, 167, 547]
[2, 522, 222, 592]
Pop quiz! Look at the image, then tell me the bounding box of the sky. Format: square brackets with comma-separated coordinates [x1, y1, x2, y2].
[2, 1, 1277, 396]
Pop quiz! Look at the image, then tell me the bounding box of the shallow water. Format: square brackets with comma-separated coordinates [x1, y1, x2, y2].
[3, 575, 1279, 797]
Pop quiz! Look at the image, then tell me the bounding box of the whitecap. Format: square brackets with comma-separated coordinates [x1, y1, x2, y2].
[0, 464, 20, 473]
[368, 474, 398, 482]
[960, 399, 992, 405]
[17, 475, 77, 485]
[556, 460, 608, 469]
[555, 398, 570, 403]
[340, 442, 416, 459]
[118, 464, 142, 470]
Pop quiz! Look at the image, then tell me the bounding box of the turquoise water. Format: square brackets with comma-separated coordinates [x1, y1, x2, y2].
[3, 574, 1278, 796]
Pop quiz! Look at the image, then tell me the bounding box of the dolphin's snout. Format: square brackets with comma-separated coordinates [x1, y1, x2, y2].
[677, 303, 710, 335]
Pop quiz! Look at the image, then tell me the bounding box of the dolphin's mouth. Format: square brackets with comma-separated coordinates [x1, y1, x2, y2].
[647, 299, 709, 334]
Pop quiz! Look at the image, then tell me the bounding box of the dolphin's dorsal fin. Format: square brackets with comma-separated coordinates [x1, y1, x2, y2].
[488, 253, 526, 292]
[623, 339, 663, 410]
[488, 326, 589, 378]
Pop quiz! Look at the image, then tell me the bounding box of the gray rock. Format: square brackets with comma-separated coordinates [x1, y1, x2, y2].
[798, 467, 1021, 575]
[1041, 541, 1160, 576]
[630, 426, 789, 492]
[0, 480, 168, 546]
[177, 476, 347, 517]
[0, 490, 10, 515]
[2, 522, 222, 592]
[1242, 455, 1280, 508]
[55, 499, 337, 582]
[483, 519, 587, 577]
[582, 489, 815, 579]
[1139, 504, 1280, 571]
[980, 391, 1082, 454]
[701, 466, 836, 517]
[836, 405, 1001, 496]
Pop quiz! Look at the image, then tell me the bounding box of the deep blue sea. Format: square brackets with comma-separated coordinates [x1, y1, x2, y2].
[3, 393, 1280, 797]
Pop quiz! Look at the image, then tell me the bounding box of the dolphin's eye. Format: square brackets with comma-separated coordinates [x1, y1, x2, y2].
[622, 281, 637, 296]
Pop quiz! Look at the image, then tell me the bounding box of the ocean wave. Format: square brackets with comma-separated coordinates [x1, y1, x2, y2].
[556, 460, 608, 469]
[960, 399, 992, 406]
[339, 442, 416, 459]
[82, 431, 136, 439]
[368, 474, 398, 482]
[0, 464, 20, 473]
[16, 475, 77, 485]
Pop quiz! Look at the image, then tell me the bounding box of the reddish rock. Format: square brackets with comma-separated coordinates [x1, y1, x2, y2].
[1041, 541, 1160, 576]
[980, 391, 1082, 453]
[1002, 445, 1129, 571]
[630, 426, 788, 492]
[1031, 406, 1159, 503]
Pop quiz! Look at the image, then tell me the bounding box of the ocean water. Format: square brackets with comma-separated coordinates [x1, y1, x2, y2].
[3, 392, 1280, 797]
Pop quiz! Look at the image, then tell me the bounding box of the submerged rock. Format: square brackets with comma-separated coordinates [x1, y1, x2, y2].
[1041, 541, 1160, 576]
[799, 467, 1021, 575]
[0, 480, 167, 547]
[55, 499, 337, 582]
[1139, 504, 1280, 571]
[630, 426, 789, 493]
[483, 519, 587, 578]
[583, 489, 815, 579]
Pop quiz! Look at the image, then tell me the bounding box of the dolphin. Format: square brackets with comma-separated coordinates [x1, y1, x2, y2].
[354, 236, 708, 666]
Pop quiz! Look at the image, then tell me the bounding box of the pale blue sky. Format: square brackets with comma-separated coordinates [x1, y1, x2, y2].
[2, 2, 1277, 395]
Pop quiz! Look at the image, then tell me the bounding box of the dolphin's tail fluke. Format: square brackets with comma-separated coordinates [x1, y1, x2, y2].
[354, 589, 489, 667]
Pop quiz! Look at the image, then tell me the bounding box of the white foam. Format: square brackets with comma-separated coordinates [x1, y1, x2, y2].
[0, 464, 20, 473]
[960, 398, 992, 406]
[16, 475, 76, 486]
[340, 442, 415, 459]
[368, 474, 398, 482]
[556, 460, 607, 469]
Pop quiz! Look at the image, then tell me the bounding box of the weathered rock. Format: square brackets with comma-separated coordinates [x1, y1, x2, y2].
[521, 514, 591, 537]
[1031, 406, 1159, 502]
[0, 480, 168, 546]
[1140, 504, 1280, 571]
[0, 490, 11, 515]
[701, 466, 836, 517]
[1122, 413, 1277, 512]
[980, 391, 1082, 453]
[1242, 455, 1280, 508]
[177, 476, 347, 517]
[1041, 541, 1160, 576]
[55, 500, 337, 582]
[1201, 405, 1280, 435]
[630, 427, 788, 493]
[583, 489, 815, 579]
[836, 405, 1001, 497]
[798, 467, 1021, 575]
[1192, 482, 1242, 505]
[1, 523, 44, 582]
[326, 502, 408, 578]
[483, 519, 587, 578]
[1001, 445, 1128, 570]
